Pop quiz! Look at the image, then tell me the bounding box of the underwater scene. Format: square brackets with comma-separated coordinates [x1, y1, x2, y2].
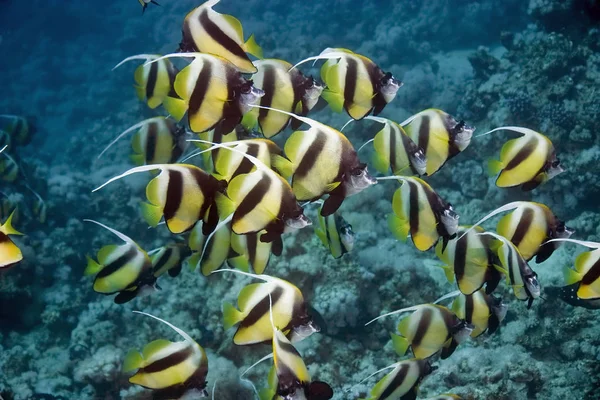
[1, 0, 600, 399]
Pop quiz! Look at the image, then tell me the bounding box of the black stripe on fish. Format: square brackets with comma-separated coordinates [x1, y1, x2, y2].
[343, 57, 358, 112]
[507, 247, 516, 285]
[510, 207, 534, 248]
[146, 61, 158, 100]
[199, 9, 249, 65]
[379, 363, 409, 400]
[442, 114, 460, 158]
[233, 173, 272, 226]
[278, 338, 303, 358]
[96, 245, 138, 279]
[259, 65, 276, 118]
[417, 115, 430, 155]
[240, 285, 284, 328]
[411, 307, 432, 347]
[408, 181, 420, 240]
[188, 60, 214, 122]
[140, 346, 193, 374]
[454, 233, 467, 286]
[389, 125, 397, 173]
[164, 169, 184, 223]
[247, 233, 258, 268]
[293, 130, 327, 179]
[145, 121, 158, 163]
[232, 142, 259, 179]
[582, 256, 600, 286]
[504, 136, 537, 171]
[464, 294, 474, 325]
[153, 247, 173, 273]
[190, 168, 216, 229]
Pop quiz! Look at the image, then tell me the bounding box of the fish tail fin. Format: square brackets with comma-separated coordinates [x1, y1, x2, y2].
[84, 255, 103, 276]
[244, 34, 263, 59]
[387, 214, 409, 241]
[140, 201, 163, 227]
[439, 265, 455, 284]
[321, 89, 344, 113]
[187, 252, 201, 272]
[390, 333, 410, 356]
[162, 96, 188, 122]
[214, 192, 236, 220]
[271, 154, 294, 179]
[371, 151, 390, 175]
[223, 302, 244, 330]
[227, 255, 250, 273]
[1, 210, 22, 235]
[134, 85, 146, 102]
[258, 388, 276, 400]
[122, 349, 144, 372]
[129, 153, 145, 166]
[563, 267, 583, 285]
[487, 159, 504, 176]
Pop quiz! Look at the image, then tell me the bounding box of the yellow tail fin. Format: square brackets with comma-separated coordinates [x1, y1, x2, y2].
[162, 96, 188, 122]
[390, 333, 410, 356]
[487, 159, 504, 176]
[140, 201, 163, 227]
[122, 349, 144, 372]
[84, 255, 103, 276]
[321, 89, 344, 113]
[387, 214, 409, 241]
[271, 155, 294, 180]
[563, 267, 582, 285]
[244, 34, 263, 59]
[223, 302, 244, 330]
[1, 210, 22, 236]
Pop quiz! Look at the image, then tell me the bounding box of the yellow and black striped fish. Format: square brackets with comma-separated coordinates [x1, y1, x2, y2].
[0, 210, 23, 269]
[314, 205, 354, 259]
[221, 271, 318, 345]
[83, 220, 155, 304]
[188, 220, 232, 276]
[402, 109, 474, 176]
[24, 184, 47, 224]
[0, 151, 18, 182]
[192, 126, 238, 173]
[364, 116, 427, 177]
[293, 48, 401, 120]
[0, 115, 34, 146]
[113, 55, 179, 109]
[123, 311, 209, 398]
[436, 226, 501, 295]
[149, 242, 191, 278]
[152, 53, 264, 135]
[179, 0, 263, 74]
[556, 239, 600, 300]
[388, 177, 459, 252]
[486, 126, 563, 191]
[138, 0, 159, 13]
[449, 289, 507, 338]
[483, 232, 541, 308]
[94, 164, 227, 235]
[228, 231, 276, 274]
[360, 359, 434, 400]
[242, 59, 324, 138]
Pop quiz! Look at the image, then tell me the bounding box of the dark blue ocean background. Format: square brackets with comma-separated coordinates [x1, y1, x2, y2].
[1, 0, 599, 399]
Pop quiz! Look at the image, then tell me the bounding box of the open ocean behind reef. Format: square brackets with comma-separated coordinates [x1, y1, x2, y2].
[1, 0, 600, 399]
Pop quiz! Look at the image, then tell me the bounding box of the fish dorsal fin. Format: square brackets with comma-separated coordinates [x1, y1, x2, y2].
[365, 304, 423, 326]
[545, 238, 600, 249]
[133, 310, 196, 345]
[475, 126, 540, 139]
[289, 48, 352, 71]
[221, 14, 244, 40]
[210, 268, 274, 284]
[143, 52, 207, 67]
[250, 105, 332, 135]
[113, 54, 161, 71]
[0, 145, 6, 154]
[141, 339, 174, 359]
[84, 219, 134, 244]
[240, 353, 274, 378]
[356, 361, 401, 386]
[433, 290, 461, 305]
[92, 164, 172, 192]
[98, 117, 166, 159]
[458, 201, 528, 240]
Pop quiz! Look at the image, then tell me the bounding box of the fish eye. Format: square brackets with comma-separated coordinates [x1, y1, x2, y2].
[551, 159, 561, 168]
[454, 120, 466, 132]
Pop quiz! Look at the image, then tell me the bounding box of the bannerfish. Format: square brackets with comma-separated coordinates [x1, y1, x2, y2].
[436, 226, 502, 295]
[314, 205, 355, 259]
[123, 311, 209, 399]
[228, 231, 276, 274]
[366, 304, 473, 360]
[0, 130, 10, 151]
[193, 127, 238, 173]
[464, 201, 573, 263]
[0, 151, 19, 182]
[179, 0, 263, 73]
[485, 126, 563, 191]
[0, 115, 34, 146]
[387, 177, 459, 252]
[292, 48, 402, 120]
[0, 210, 23, 269]
[553, 238, 600, 300]
[149, 242, 191, 278]
[83, 220, 155, 304]
[358, 358, 435, 400]
[113, 55, 179, 110]
[93, 164, 227, 235]
[26, 185, 47, 224]
[401, 109, 475, 176]
[188, 220, 232, 276]
[242, 59, 324, 138]
[138, 0, 160, 13]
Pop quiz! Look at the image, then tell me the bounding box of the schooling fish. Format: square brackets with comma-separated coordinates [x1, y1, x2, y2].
[401, 109, 474, 176]
[83, 220, 155, 304]
[188, 220, 232, 276]
[482, 231, 541, 308]
[123, 311, 209, 399]
[545, 284, 600, 310]
[367, 304, 473, 360]
[0, 210, 23, 269]
[26, 185, 47, 224]
[113, 55, 179, 110]
[179, 0, 263, 73]
[551, 238, 600, 300]
[436, 226, 502, 295]
[314, 205, 355, 259]
[94, 164, 227, 235]
[0, 130, 10, 151]
[0, 193, 18, 223]
[293, 48, 402, 120]
[219, 270, 318, 345]
[466, 201, 573, 263]
[228, 231, 276, 274]
[192, 126, 238, 174]
[0, 151, 19, 182]
[387, 177, 459, 252]
[358, 358, 435, 400]
[242, 59, 324, 138]
[148, 53, 264, 135]
[149, 242, 191, 278]
[0, 115, 34, 146]
[485, 126, 563, 191]
[138, 0, 160, 13]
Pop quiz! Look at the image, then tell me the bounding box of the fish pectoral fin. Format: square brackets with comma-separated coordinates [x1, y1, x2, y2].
[243, 33, 263, 59]
[122, 349, 144, 372]
[487, 159, 504, 176]
[227, 255, 250, 272]
[140, 201, 163, 227]
[493, 263, 510, 283]
[321, 89, 345, 114]
[390, 332, 410, 356]
[223, 302, 244, 330]
[563, 267, 583, 285]
[324, 181, 342, 193]
[387, 214, 410, 242]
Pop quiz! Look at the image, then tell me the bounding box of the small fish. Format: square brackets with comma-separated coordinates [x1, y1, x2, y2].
[123, 311, 209, 398]
[179, 0, 263, 74]
[220, 270, 318, 345]
[242, 59, 324, 138]
[188, 220, 232, 276]
[293, 48, 402, 120]
[366, 304, 473, 360]
[83, 220, 155, 304]
[228, 231, 276, 274]
[402, 109, 475, 176]
[0, 130, 11, 151]
[362, 116, 427, 177]
[436, 226, 502, 295]
[138, 0, 160, 13]
[448, 289, 508, 337]
[149, 242, 191, 278]
[94, 164, 227, 235]
[25, 184, 47, 224]
[483, 231, 541, 308]
[193, 126, 239, 173]
[0, 115, 34, 146]
[359, 358, 435, 400]
[485, 126, 563, 191]
[314, 205, 355, 259]
[149, 53, 264, 135]
[545, 284, 600, 310]
[557, 239, 600, 300]
[387, 177, 459, 252]
[0, 210, 23, 269]
[0, 151, 19, 182]
[113, 55, 179, 109]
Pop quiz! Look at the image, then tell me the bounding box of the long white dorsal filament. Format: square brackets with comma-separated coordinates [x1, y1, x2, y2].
[240, 353, 274, 377]
[113, 54, 160, 71]
[83, 219, 135, 244]
[289, 49, 350, 71]
[98, 116, 166, 159]
[356, 362, 401, 385]
[132, 310, 196, 345]
[144, 52, 205, 67]
[364, 305, 422, 326]
[0, 145, 6, 154]
[92, 164, 167, 192]
[475, 126, 537, 139]
[544, 238, 600, 249]
[210, 268, 272, 284]
[433, 290, 461, 305]
[458, 201, 527, 240]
